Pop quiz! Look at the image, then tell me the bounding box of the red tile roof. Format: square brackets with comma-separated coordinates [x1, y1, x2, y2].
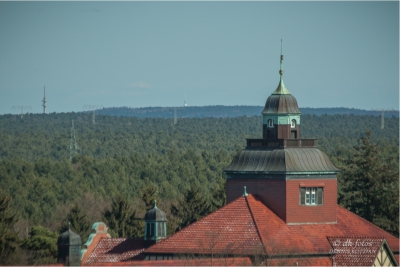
[81, 257, 253, 266]
[266, 256, 332, 266]
[84, 238, 147, 265]
[145, 196, 263, 255]
[246, 194, 399, 255]
[84, 194, 399, 266]
[146, 194, 399, 257]
[327, 237, 384, 266]
[130, 257, 253, 266]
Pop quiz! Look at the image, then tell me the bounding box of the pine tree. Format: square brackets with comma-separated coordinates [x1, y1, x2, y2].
[141, 184, 158, 211]
[102, 196, 143, 237]
[209, 182, 226, 213]
[59, 202, 90, 242]
[337, 130, 399, 236]
[0, 188, 19, 264]
[171, 184, 211, 232]
[22, 225, 58, 264]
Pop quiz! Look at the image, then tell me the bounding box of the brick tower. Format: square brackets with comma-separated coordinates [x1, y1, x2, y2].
[224, 44, 340, 224]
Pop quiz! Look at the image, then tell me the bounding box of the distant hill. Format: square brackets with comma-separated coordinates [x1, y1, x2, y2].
[96, 106, 399, 118]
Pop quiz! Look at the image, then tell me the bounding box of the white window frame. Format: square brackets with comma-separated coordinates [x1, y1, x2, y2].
[305, 187, 316, 205]
[268, 119, 274, 128]
[291, 119, 296, 128]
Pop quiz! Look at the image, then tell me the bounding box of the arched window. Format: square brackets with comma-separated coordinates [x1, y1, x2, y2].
[291, 119, 296, 128]
[268, 119, 274, 128]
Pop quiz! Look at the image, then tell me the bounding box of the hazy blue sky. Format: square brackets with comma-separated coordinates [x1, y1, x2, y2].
[0, 1, 398, 114]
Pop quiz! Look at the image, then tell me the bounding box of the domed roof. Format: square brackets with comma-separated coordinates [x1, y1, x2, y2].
[145, 201, 167, 221]
[57, 229, 82, 246]
[262, 44, 301, 115]
[262, 93, 301, 114]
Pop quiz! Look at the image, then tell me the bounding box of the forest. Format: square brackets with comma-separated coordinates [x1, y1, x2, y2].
[0, 110, 398, 264]
[96, 105, 399, 118]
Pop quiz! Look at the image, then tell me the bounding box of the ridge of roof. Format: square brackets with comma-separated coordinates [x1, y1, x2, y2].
[145, 195, 248, 248]
[144, 195, 263, 255]
[84, 237, 147, 264]
[381, 238, 400, 266]
[244, 195, 267, 255]
[337, 205, 399, 241]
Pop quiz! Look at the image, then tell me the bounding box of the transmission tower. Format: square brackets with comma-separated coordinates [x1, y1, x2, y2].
[12, 106, 32, 119]
[42, 86, 47, 114]
[371, 108, 395, 130]
[69, 120, 80, 161]
[83, 105, 103, 124]
[184, 93, 188, 107]
[174, 107, 177, 125]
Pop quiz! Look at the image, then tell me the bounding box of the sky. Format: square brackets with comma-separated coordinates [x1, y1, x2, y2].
[0, 1, 399, 115]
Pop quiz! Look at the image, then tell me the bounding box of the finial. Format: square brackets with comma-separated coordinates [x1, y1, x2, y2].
[68, 221, 71, 230]
[243, 186, 248, 197]
[279, 39, 284, 77]
[154, 199, 157, 208]
[272, 39, 291, 95]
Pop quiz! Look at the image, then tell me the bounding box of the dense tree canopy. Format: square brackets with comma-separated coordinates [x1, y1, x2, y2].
[337, 131, 399, 236]
[21, 225, 58, 265]
[171, 184, 212, 232]
[0, 189, 19, 264]
[0, 110, 398, 264]
[103, 196, 143, 238]
[59, 203, 90, 243]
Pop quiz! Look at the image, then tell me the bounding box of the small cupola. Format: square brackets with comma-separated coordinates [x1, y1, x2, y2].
[261, 40, 301, 139]
[57, 223, 82, 266]
[144, 200, 167, 242]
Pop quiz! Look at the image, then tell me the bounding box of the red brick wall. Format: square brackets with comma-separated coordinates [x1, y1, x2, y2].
[286, 179, 337, 223]
[263, 125, 301, 139]
[226, 179, 287, 221]
[276, 125, 301, 139]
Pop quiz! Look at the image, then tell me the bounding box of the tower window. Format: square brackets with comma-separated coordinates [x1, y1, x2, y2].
[291, 119, 296, 128]
[300, 187, 323, 206]
[149, 223, 154, 237]
[268, 119, 274, 128]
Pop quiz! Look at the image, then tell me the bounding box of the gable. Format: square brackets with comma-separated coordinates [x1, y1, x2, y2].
[327, 237, 398, 267]
[84, 238, 147, 265]
[144, 196, 263, 255]
[373, 241, 399, 266]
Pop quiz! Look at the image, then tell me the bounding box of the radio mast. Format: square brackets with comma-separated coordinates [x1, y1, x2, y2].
[42, 86, 47, 114]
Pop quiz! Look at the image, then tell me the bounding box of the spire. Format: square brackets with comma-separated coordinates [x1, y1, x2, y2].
[272, 39, 291, 95]
[154, 199, 157, 209]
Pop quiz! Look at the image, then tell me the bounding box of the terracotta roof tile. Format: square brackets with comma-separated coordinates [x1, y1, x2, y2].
[86, 194, 399, 266]
[84, 238, 147, 265]
[146, 194, 398, 257]
[81, 257, 253, 266]
[145, 196, 263, 255]
[327, 237, 383, 266]
[267, 256, 332, 266]
[246, 194, 399, 255]
[130, 257, 253, 266]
